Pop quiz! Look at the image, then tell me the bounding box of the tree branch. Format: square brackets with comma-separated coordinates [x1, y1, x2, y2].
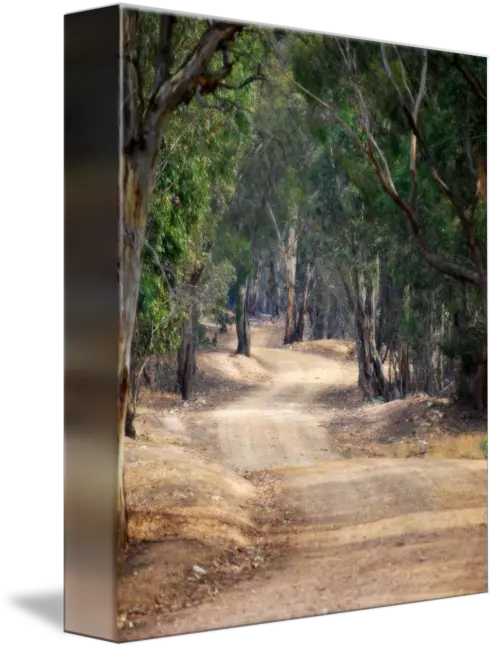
[382, 48, 484, 286]
[195, 85, 234, 111]
[380, 44, 407, 107]
[140, 22, 240, 149]
[395, 47, 414, 104]
[337, 42, 397, 194]
[368, 133, 397, 193]
[282, 62, 482, 288]
[218, 69, 266, 90]
[265, 200, 286, 259]
[409, 49, 428, 208]
[154, 14, 176, 91]
[453, 54, 487, 105]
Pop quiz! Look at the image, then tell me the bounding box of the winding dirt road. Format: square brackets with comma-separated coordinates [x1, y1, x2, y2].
[207, 345, 352, 469]
[126, 322, 488, 639]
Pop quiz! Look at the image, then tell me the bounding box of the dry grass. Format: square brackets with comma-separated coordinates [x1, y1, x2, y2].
[328, 391, 487, 461]
[361, 431, 486, 460]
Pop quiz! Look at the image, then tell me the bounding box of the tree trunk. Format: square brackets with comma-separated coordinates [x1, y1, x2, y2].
[376, 254, 389, 353]
[451, 287, 486, 409]
[474, 345, 487, 410]
[474, 288, 487, 411]
[176, 313, 198, 400]
[398, 343, 410, 397]
[295, 263, 314, 342]
[269, 260, 281, 317]
[422, 295, 442, 396]
[125, 362, 138, 439]
[326, 297, 336, 339]
[117, 153, 155, 552]
[176, 267, 204, 399]
[312, 297, 327, 340]
[284, 226, 298, 344]
[260, 264, 269, 313]
[236, 283, 251, 357]
[248, 260, 262, 316]
[126, 352, 151, 438]
[350, 268, 386, 398]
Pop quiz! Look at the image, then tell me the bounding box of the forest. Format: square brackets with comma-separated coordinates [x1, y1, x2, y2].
[118, 10, 487, 553]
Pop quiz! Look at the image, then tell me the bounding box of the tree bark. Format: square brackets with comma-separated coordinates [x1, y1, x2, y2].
[236, 283, 251, 356]
[117, 155, 151, 552]
[176, 313, 197, 400]
[125, 402, 137, 439]
[248, 259, 262, 316]
[295, 263, 314, 342]
[422, 294, 442, 396]
[283, 226, 298, 344]
[344, 268, 386, 398]
[474, 345, 487, 410]
[176, 266, 204, 399]
[268, 260, 281, 317]
[398, 343, 410, 397]
[264, 202, 297, 340]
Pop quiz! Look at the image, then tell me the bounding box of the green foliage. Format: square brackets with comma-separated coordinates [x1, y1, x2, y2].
[363, 396, 386, 405]
[200, 260, 237, 323]
[130, 13, 267, 370]
[480, 435, 487, 458]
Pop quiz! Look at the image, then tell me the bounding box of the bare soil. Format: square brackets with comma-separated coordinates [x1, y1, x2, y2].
[118, 319, 487, 641]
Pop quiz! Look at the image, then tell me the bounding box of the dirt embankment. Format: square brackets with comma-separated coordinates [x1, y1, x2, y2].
[118, 337, 287, 635]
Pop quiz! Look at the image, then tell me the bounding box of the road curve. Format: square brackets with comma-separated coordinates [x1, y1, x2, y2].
[141, 325, 488, 638]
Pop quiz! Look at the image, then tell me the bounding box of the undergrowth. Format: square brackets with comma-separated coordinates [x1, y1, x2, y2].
[480, 435, 487, 458]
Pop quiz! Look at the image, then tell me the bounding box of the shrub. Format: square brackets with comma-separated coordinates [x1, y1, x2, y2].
[480, 435, 487, 458]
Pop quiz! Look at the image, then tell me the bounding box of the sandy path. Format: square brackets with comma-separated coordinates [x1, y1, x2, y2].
[208, 346, 353, 469]
[126, 323, 488, 640]
[191, 321, 358, 470]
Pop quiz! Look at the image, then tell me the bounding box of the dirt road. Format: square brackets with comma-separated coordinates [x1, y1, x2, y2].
[205, 346, 354, 469]
[122, 322, 487, 640]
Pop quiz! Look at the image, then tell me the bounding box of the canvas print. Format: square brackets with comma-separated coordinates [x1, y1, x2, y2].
[66, 4, 488, 642]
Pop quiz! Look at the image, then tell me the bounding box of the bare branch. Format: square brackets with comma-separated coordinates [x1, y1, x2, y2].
[274, 55, 483, 288]
[265, 201, 286, 257]
[409, 50, 428, 207]
[341, 273, 356, 314]
[195, 84, 232, 111]
[338, 45, 399, 194]
[382, 47, 467, 217]
[413, 50, 428, 116]
[395, 47, 414, 104]
[465, 135, 477, 180]
[368, 134, 397, 193]
[218, 67, 266, 90]
[282, 71, 365, 151]
[381, 44, 407, 107]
